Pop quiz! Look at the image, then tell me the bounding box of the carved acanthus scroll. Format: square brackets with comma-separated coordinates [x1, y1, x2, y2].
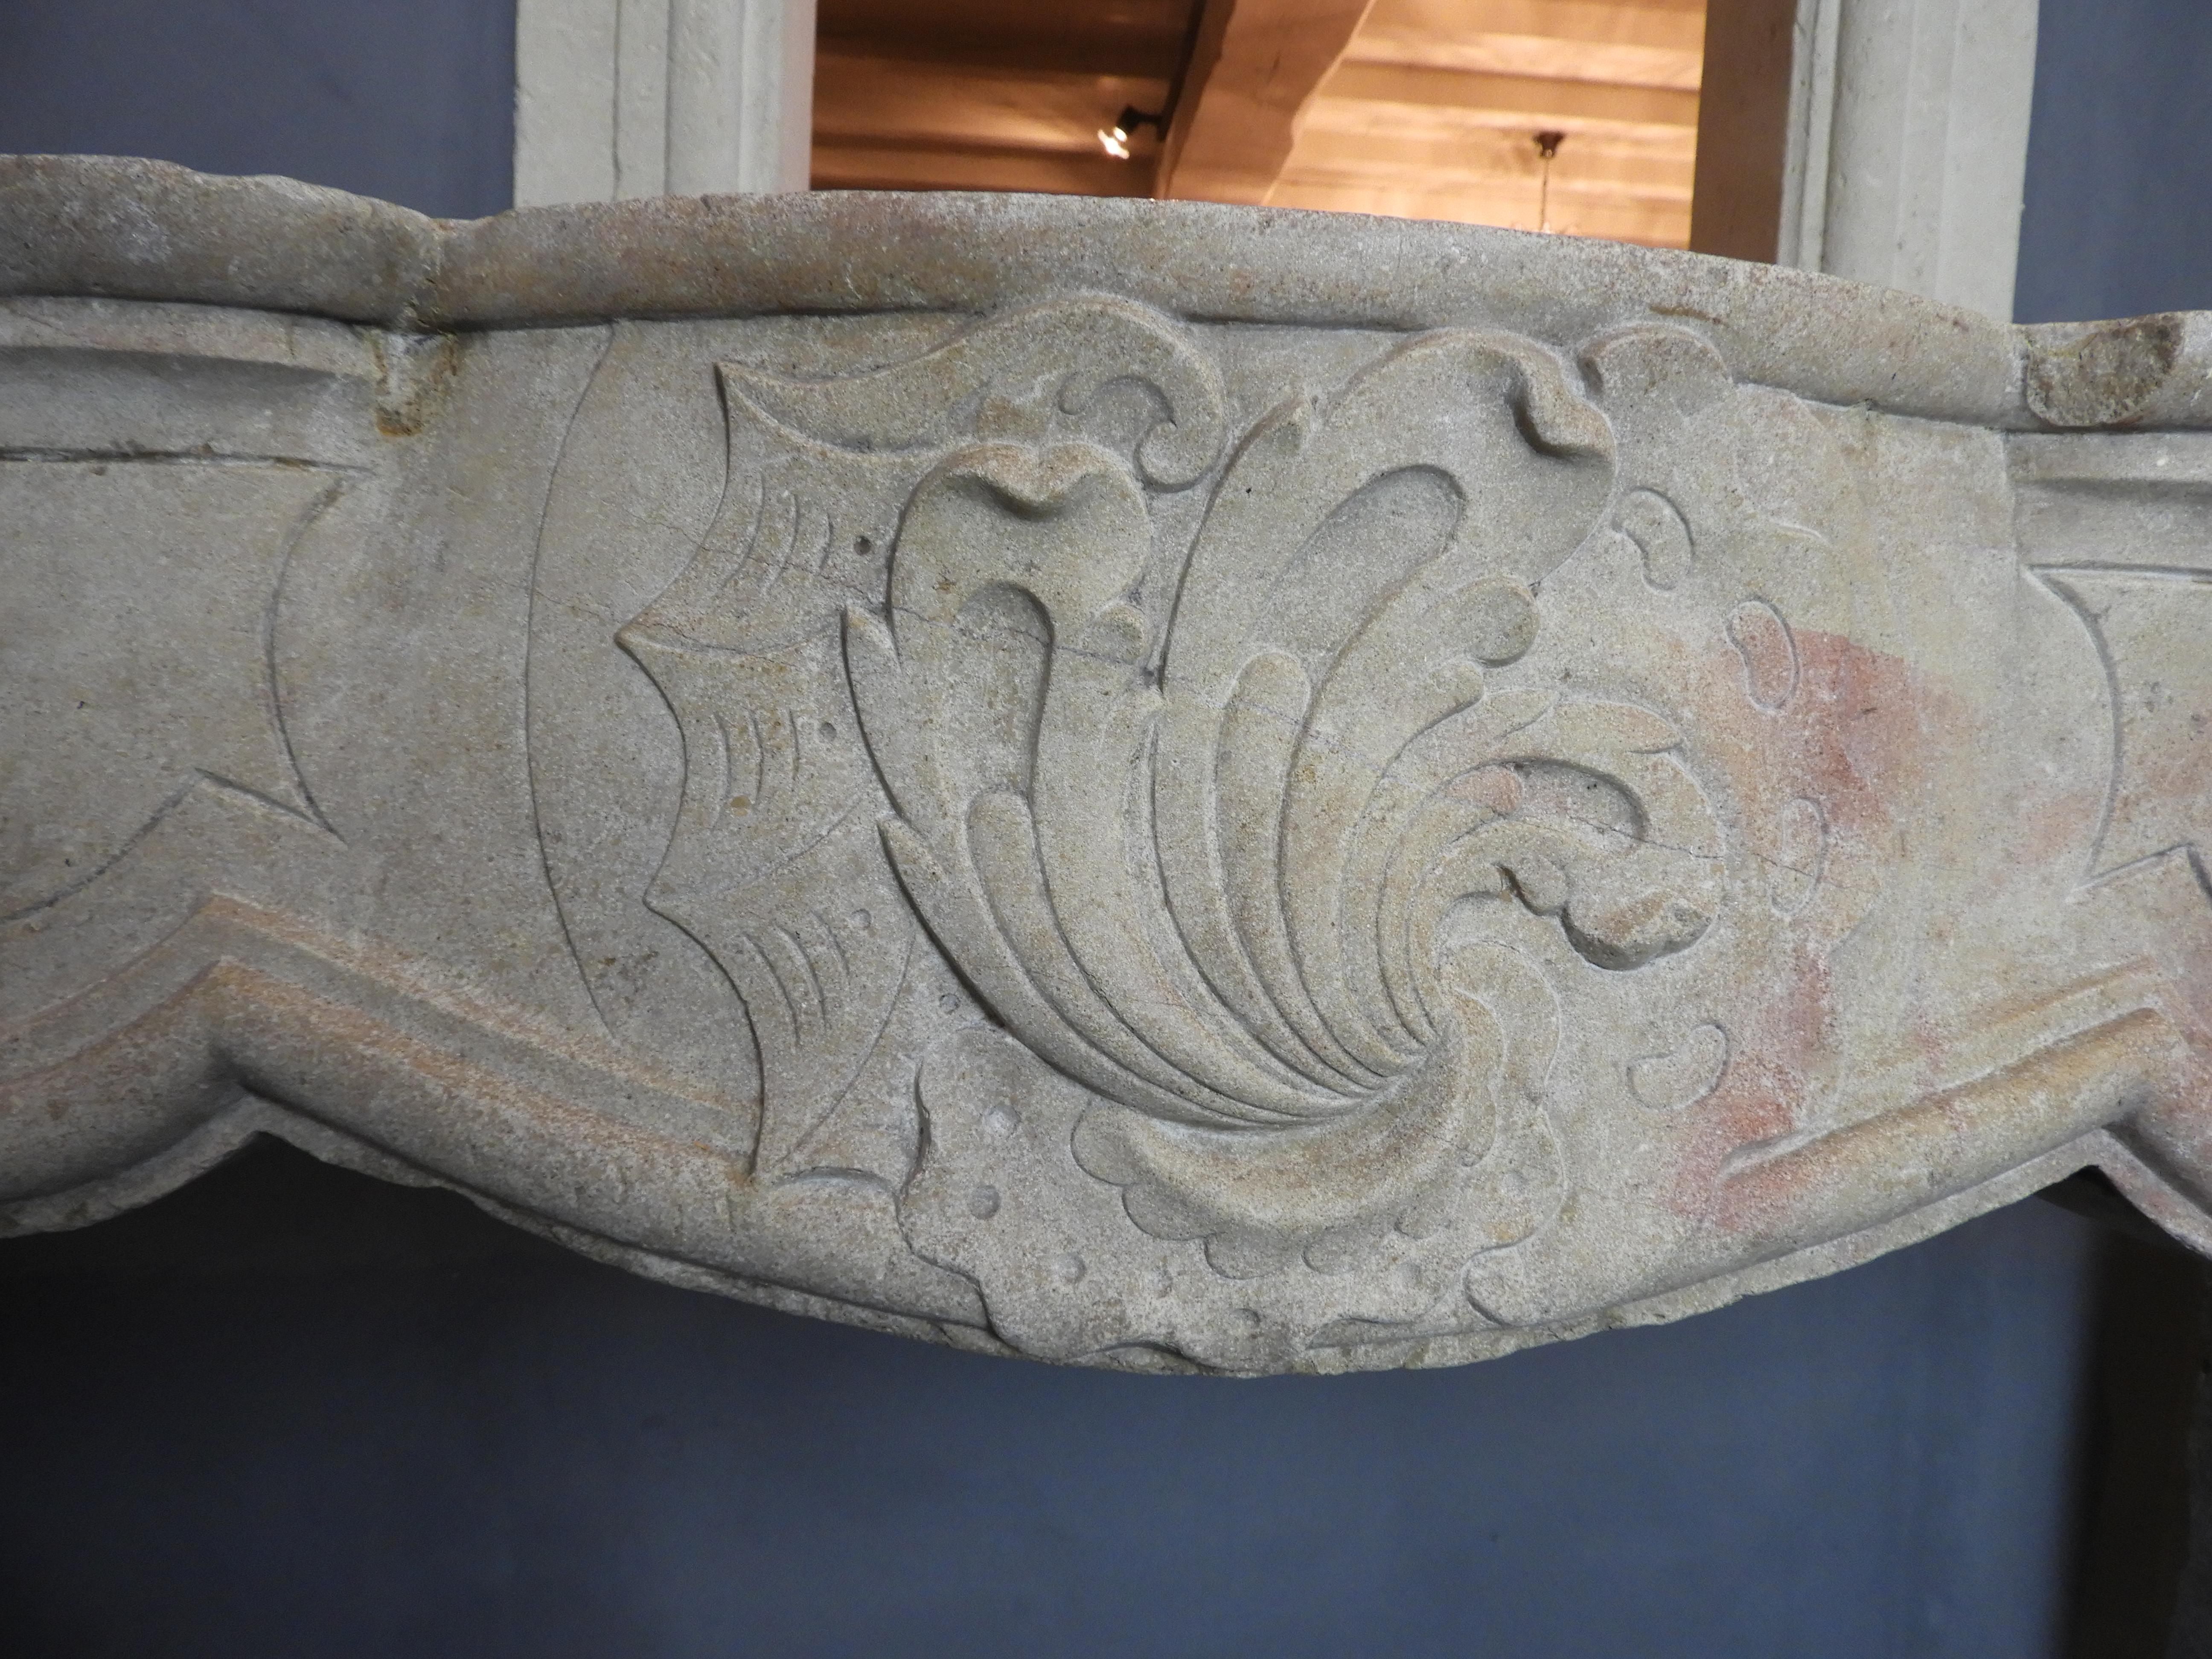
[577, 301, 1754, 1364]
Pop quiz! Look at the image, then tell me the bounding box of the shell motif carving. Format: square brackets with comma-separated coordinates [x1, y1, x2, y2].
[827, 316, 1725, 1278]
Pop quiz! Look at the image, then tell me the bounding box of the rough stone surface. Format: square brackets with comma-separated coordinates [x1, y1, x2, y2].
[3, 158, 2209, 1374]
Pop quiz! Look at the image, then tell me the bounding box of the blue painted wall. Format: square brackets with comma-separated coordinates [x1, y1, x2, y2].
[0, 1146, 2102, 1658]
[2, 1, 2199, 1650]
[0, 0, 512, 218]
[2017, 0, 2212, 321]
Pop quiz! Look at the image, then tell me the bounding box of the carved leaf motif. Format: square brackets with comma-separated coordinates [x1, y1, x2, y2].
[615, 298, 1231, 1181]
[729, 293, 1227, 491]
[620, 623, 916, 1177]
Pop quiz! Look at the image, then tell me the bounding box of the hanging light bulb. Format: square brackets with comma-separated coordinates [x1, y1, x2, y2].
[1098, 105, 1161, 163]
[1534, 131, 1566, 233]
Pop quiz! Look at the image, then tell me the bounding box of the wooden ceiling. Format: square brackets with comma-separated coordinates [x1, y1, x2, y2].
[811, 0, 1706, 249]
[1276, 0, 1703, 245]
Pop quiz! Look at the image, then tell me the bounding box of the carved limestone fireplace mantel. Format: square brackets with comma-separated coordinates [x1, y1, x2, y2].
[3, 155, 2207, 1375]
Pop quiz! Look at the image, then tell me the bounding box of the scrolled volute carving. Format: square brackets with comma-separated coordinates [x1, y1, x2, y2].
[842, 321, 1724, 1288]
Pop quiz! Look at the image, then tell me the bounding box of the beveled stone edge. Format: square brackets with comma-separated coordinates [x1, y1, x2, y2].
[0, 156, 442, 329]
[7, 152, 2208, 433]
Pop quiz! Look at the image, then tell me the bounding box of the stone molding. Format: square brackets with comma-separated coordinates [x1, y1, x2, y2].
[9, 155, 2209, 430]
[3, 157, 2209, 1374]
[1778, 0, 2039, 320]
[514, 0, 816, 207]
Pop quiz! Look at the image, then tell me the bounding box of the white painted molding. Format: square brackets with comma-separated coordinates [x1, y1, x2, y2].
[515, 0, 815, 207]
[1777, 0, 2038, 320]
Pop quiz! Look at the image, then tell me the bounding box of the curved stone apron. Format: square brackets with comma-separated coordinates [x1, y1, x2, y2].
[4, 156, 2207, 1374]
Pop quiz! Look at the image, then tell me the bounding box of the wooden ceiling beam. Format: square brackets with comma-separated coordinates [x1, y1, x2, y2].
[1155, 0, 1379, 204]
[1361, 0, 1705, 52]
[817, 0, 1193, 70]
[1342, 29, 1702, 90]
[813, 141, 1157, 197]
[1320, 60, 1698, 129]
[814, 52, 1171, 155]
[1686, 0, 1793, 261]
[1288, 122, 1696, 186]
[1275, 1, 1705, 247]
[1267, 177, 1689, 244]
[809, 0, 1708, 250]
